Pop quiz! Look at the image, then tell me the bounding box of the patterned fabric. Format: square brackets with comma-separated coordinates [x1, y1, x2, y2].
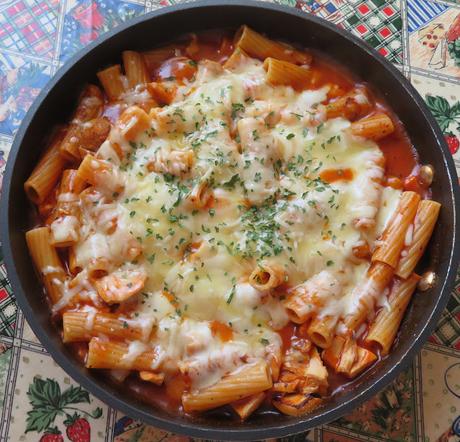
[407, 0, 449, 32]
[0, 263, 14, 338]
[430, 279, 460, 350]
[0, 0, 61, 58]
[0, 0, 459, 441]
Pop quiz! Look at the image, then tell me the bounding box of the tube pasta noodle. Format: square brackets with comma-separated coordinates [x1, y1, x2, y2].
[272, 346, 327, 416]
[26, 227, 66, 304]
[365, 273, 420, 354]
[147, 148, 194, 176]
[350, 113, 395, 141]
[249, 261, 286, 291]
[74, 85, 104, 121]
[122, 51, 150, 88]
[76, 154, 124, 194]
[97, 65, 126, 101]
[182, 361, 272, 412]
[147, 81, 177, 106]
[86, 257, 111, 280]
[325, 88, 371, 121]
[94, 268, 147, 304]
[61, 117, 111, 160]
[342, 261, 393, 332]
[143, 45, 179, 72]
[59, 169, 86, 197]
[60, 85, 105, 160]
[86, 338, 160, 370]
[48, 169, 86, 247]
[231, 392, 266, 420]
[307, 314, 339, 349]
[117, 106, 152, 141]
[273, 395, 322, 417]
[189, 182, 211, 208]
[139, 371, 165, 385]
[372, 191, 421, 268]
[263, 57, 313, 89]
[396, 200, 441, 279]
[322, 336, 377, 378]
[235, 25, 311, 65]
[68, 248, 82, 275]
[24, 127, 68, 204]
[24, 26, 440, 421]
[63, 311, 154, 342]
[283, 272, 341, 324]
[223, 47, 250, 70]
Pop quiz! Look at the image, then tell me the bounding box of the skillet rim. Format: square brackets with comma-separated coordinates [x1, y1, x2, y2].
[1, 1, 459, 439]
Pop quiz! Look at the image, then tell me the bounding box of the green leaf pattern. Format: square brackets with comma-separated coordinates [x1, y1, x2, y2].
[25, 377, 102, 435]
[425, 95, 460, 133]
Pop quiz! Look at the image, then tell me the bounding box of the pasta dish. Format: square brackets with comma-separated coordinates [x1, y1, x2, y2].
[24, 26, 440, 419]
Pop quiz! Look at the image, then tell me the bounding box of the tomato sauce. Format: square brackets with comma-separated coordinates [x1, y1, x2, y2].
[156, 57, 198, 83]
[278, 322, 296, 352]
[310, 53, 355, 92]
[210, 320, 233, 342]
[186, 29, 235, 62]
[320, 168, 354, 183]
[377, 129, 418, 179]
[126, 375, 183, 414]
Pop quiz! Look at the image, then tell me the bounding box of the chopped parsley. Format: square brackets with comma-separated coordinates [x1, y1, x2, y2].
[231, 103, 245, 119]
[226, 285, 236, 304]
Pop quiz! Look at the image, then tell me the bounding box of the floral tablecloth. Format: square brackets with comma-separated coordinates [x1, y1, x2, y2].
[0, 0, 459, 441]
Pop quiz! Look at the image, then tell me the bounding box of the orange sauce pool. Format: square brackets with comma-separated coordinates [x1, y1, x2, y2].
[210, 320, 233, 342]
[377, 118, 418, 179]
[278, 322, 297, 351]
[320, 168, 354, 183]
[310, 53, 355, 92]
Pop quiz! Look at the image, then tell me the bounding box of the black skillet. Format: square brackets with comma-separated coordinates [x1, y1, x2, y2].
[1, 1, 459, 439]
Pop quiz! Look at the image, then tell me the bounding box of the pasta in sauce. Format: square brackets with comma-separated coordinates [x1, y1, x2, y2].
[24, 26, 440, 420]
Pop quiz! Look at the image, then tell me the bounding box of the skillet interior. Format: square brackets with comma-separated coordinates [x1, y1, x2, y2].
[1, 1, 459, 439]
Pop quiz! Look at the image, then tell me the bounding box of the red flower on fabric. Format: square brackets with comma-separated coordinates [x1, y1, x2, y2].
[80, 30, 99, 45]
[73, 3, 104, 30]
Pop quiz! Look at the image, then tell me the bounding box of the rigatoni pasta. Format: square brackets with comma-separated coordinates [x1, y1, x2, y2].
[24, 26, 439, 421]
[263, 57, 313, 89]
[372, 191, 421, 268]
[365, 273, 420, 354]
[26, 227, 67, 304]
[396, 200, 441, 279]
[97, 65, 126, 101]
[122, 51, 149, 88]
[24, 127, 68, 204]
[182, 361, 272, 412]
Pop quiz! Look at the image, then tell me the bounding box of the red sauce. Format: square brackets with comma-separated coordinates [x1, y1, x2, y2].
[126, 375, 183, 413]
[377, 130, 418, 179]
[310, 54, 355, 91]
[68, 342, 88, 363]
[320, 167, 354, 183]
[156, 57, 197, 83]
[187, 30, 235, 62]
[165, 373, 190, 403]
[278, 323, 296, 352]
[210, 320, 233, 342]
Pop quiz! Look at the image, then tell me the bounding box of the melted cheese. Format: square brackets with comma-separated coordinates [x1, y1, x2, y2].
[69, 57, 403, 388]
